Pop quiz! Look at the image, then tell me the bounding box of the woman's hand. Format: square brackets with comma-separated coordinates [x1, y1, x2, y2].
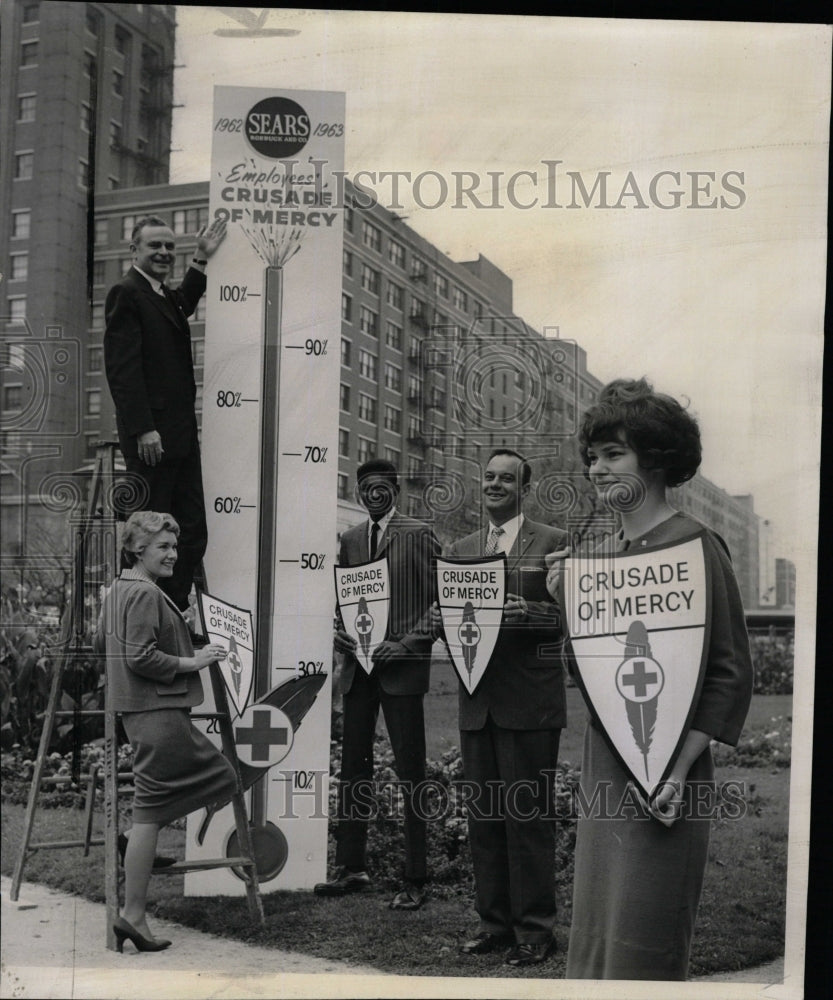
[650, 776, 685, 826]
[649, 728, 712, 826]
[545, 548, 570, 600]
[178, 643, 228, 672]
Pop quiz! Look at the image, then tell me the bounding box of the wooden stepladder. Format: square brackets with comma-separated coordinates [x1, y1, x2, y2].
[10, 441, 264, 947]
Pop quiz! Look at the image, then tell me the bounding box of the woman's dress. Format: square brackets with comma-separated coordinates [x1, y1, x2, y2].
[566, 512, 753, 980]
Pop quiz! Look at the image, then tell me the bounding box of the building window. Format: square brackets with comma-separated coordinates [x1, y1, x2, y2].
[359, 305, 378, 337]
[433, 272, 449, 299]
[80, 102, 92, 133]
[408, 375, 423, 401]
[360, 263, 380, 295]
[383, 363, 402, 392]
[388, 239, 405, 268]
[20, 42, 38, 67]
[193, 299, 206, 322]
[407, 415, 422, 441]
[385, 321, 403, 351]
[384, 405, 401, 433]
[409, 297, 425, 319]
[172, 207, 208, 235]
[340, 383, 350, 413]
[383, 446, 401, 467]
[358, 349, 377, 381]
[90, 303, 104, 329]
[473, 300, 484, 319]
[115, 26, 130, 54]
[453, 286, 468, 312]
[407, 455, 424, 478]
[94, 218, 108, 245]
[78, 159, 89, 189]
[92, 259, 106, 285]
[9, 299, 27, 325]
[358, 392, 377, 424]
[17, 94, 36, 123]
[9, 254, 28, 281]
[109, 121, 122, 147]
[342, 249, 353, 277]
[386, 281, 404, 311]
[410, 256, 426, 281]
[337, 473, 349, 500]
[88, 345, 103, 373]
[341, 338, 351, 367]
[86, 389, 101, 416]
[357, 437, 374, 464]
[14, 152, 34, 181]
[12, 210, 31, 239]
[339, 429, 349, 457]
[22, 3, 40, 24]
[84, 53, 97, 80]
[85, 6, 101, 35]
[361, 220, 381, 252]
[407, 496, 422, 517]
[193, 340, 205, 366]
[121, 215, 137, 241]
[344, 205, 354, 233]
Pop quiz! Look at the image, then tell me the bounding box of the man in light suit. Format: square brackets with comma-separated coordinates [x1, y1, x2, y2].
[433, 448, 568, 966]
[104, 215, 226, 612]
[315, 459, 441, 910]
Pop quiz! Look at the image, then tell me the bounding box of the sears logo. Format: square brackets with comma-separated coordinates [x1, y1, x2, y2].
[245, 96, 310, 159]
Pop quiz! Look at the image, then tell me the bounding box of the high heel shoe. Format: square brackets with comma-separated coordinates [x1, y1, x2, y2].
[113, 916, 171, 953]
[117, 833, 177, 870]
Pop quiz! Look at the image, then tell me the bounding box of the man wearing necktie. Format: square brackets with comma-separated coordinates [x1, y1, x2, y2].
[432, 448, 569, 966]
[104, 215, 226, 612]
[316, 459, 441, 910]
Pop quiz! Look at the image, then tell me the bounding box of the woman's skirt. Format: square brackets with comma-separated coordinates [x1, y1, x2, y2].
[122, 708, 237, 826]
[566, 720, 714, 981]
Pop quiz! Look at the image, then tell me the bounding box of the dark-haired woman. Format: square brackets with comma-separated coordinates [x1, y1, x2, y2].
[547, 378, 753, 980]
[96, 511, 235, 953]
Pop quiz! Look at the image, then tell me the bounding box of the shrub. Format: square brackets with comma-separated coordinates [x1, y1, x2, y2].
[326, 735, 580, 900]
[749, 631, 793, 695]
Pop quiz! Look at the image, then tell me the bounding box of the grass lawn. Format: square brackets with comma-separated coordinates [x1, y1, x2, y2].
[1, 667, 790, 980]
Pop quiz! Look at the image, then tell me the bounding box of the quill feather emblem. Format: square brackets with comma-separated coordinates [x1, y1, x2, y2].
[617, 621, 664, 783]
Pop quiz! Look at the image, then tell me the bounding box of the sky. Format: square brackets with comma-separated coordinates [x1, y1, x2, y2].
[168, 8, 830, 567]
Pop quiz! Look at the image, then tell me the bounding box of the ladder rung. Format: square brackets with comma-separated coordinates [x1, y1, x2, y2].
[40, 773, 134, 787]
[27, 837, 104, 851]
[152, 856, 256, 874]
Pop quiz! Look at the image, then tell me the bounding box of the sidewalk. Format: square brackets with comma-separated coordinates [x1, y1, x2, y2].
[2, 875, 787, 999]
[1, 876, 382, 1000]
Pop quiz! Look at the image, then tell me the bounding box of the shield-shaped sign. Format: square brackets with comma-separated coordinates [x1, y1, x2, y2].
[334, 555, 391, 674]
[198, 591, 255, 717]
[561, 533, 710, 802]
[437, 555, 507, 694]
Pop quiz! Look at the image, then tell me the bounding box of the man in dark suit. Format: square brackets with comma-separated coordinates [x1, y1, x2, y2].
[433, 448, 568, 966]
[104, 215, 226, 612]
[315, 459, 441, 910]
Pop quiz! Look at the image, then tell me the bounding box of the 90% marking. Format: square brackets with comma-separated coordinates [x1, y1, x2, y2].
[286, 339, 328, 356]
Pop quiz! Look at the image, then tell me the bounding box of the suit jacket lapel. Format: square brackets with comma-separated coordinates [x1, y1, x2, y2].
[506, 519, 535, 574]
[374, 514, 398, 560]
[130, 268, 188, 332]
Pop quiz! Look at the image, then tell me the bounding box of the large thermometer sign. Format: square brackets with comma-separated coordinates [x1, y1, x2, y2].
[187, 87, 345, 894]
